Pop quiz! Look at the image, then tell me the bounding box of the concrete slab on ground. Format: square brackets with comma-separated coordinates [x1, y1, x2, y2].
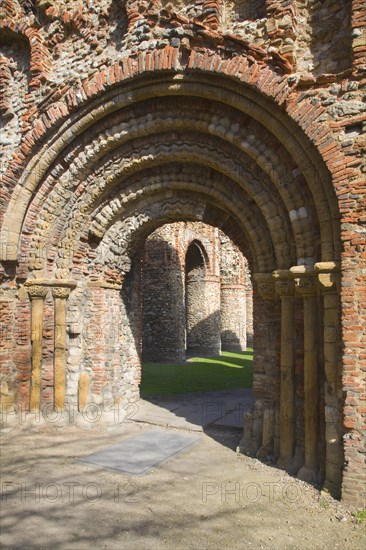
[79, 429, 201, 474]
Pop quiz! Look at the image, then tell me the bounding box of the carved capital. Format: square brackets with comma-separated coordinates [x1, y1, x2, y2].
[254, 273, 275, 300]
[314, 262, 340, 294]
[276, 279, 295, 297]
[27, 285, 48, 300]
[290, 267, 317, 297]
[273, 270, 295, 298]
[52, 287, 71, 300]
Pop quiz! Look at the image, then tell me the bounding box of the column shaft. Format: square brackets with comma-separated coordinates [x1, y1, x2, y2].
[30, 299, 44, 411]
[316, 262, 342, 499]
[52, 287, 71, 411]
[279, 295, 296, 466]
[28, 286, 48, 411]
[275, 273, 296, 472]
[291, 267, 320, 483]
[303, 294, 318, 472]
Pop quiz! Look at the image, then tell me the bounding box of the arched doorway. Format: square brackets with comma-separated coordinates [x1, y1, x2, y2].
[0, 67, 350, 502]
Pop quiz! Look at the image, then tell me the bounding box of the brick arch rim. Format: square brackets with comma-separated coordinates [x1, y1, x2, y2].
[1, 65, 340, 263]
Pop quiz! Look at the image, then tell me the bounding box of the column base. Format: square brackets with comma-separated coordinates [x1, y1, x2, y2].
[276, 455, 298, 475]
[256, 444, 274, 461]
[297, 465, 319, 485]
[322, 479, 341, 500]
[237, 437, 259, 457]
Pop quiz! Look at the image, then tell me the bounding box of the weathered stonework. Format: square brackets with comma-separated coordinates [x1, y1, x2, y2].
[0, 0, 365, 508]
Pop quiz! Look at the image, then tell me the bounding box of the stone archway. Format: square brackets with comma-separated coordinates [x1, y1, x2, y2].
[0, 59, 360, 505]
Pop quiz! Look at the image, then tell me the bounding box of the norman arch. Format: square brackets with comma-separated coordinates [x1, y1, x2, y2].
[0, 56, 362, 507]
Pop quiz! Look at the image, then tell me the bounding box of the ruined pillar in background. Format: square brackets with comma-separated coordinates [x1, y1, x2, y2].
[142, 233, 185, 362]
[219, 231, 248, 351]
[221, 283, 247, 351]
[185, 267, 221, 357]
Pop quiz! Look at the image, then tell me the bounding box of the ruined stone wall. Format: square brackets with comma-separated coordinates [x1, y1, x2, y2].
[1, 0, 364, 177]
[0, 284, 31, 412]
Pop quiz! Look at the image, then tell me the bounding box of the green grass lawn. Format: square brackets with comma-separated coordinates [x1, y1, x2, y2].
[140, 350, 253, 397]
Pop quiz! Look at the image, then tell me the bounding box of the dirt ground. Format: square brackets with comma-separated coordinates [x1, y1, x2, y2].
[1, 417, 365, 550]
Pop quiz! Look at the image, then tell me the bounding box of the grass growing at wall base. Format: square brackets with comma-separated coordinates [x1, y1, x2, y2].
[140, 350, 253, 397]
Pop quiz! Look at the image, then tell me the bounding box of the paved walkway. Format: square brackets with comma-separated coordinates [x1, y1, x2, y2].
[132, 388, 254, 431]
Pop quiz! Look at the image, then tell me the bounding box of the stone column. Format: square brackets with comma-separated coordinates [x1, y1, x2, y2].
[28, 285, 48, 411]
[315, 262, 343, 499]
[292, 267, 319, 483]
[52, 287, 71, 411]
[239, 273, 278, 458]
[142, 239, 185, 363]
[274, 270, 296, 473]
[254, 273, 277, 458]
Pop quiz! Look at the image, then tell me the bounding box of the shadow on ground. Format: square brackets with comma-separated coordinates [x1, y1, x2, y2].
[136, 351, 254, 451]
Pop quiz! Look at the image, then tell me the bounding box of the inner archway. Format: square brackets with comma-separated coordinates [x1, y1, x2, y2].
[141, 221, 252, 363]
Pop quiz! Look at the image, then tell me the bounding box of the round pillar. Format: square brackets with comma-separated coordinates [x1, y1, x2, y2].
[186, 274, 221, 356]
[52, 287, 71, 412]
